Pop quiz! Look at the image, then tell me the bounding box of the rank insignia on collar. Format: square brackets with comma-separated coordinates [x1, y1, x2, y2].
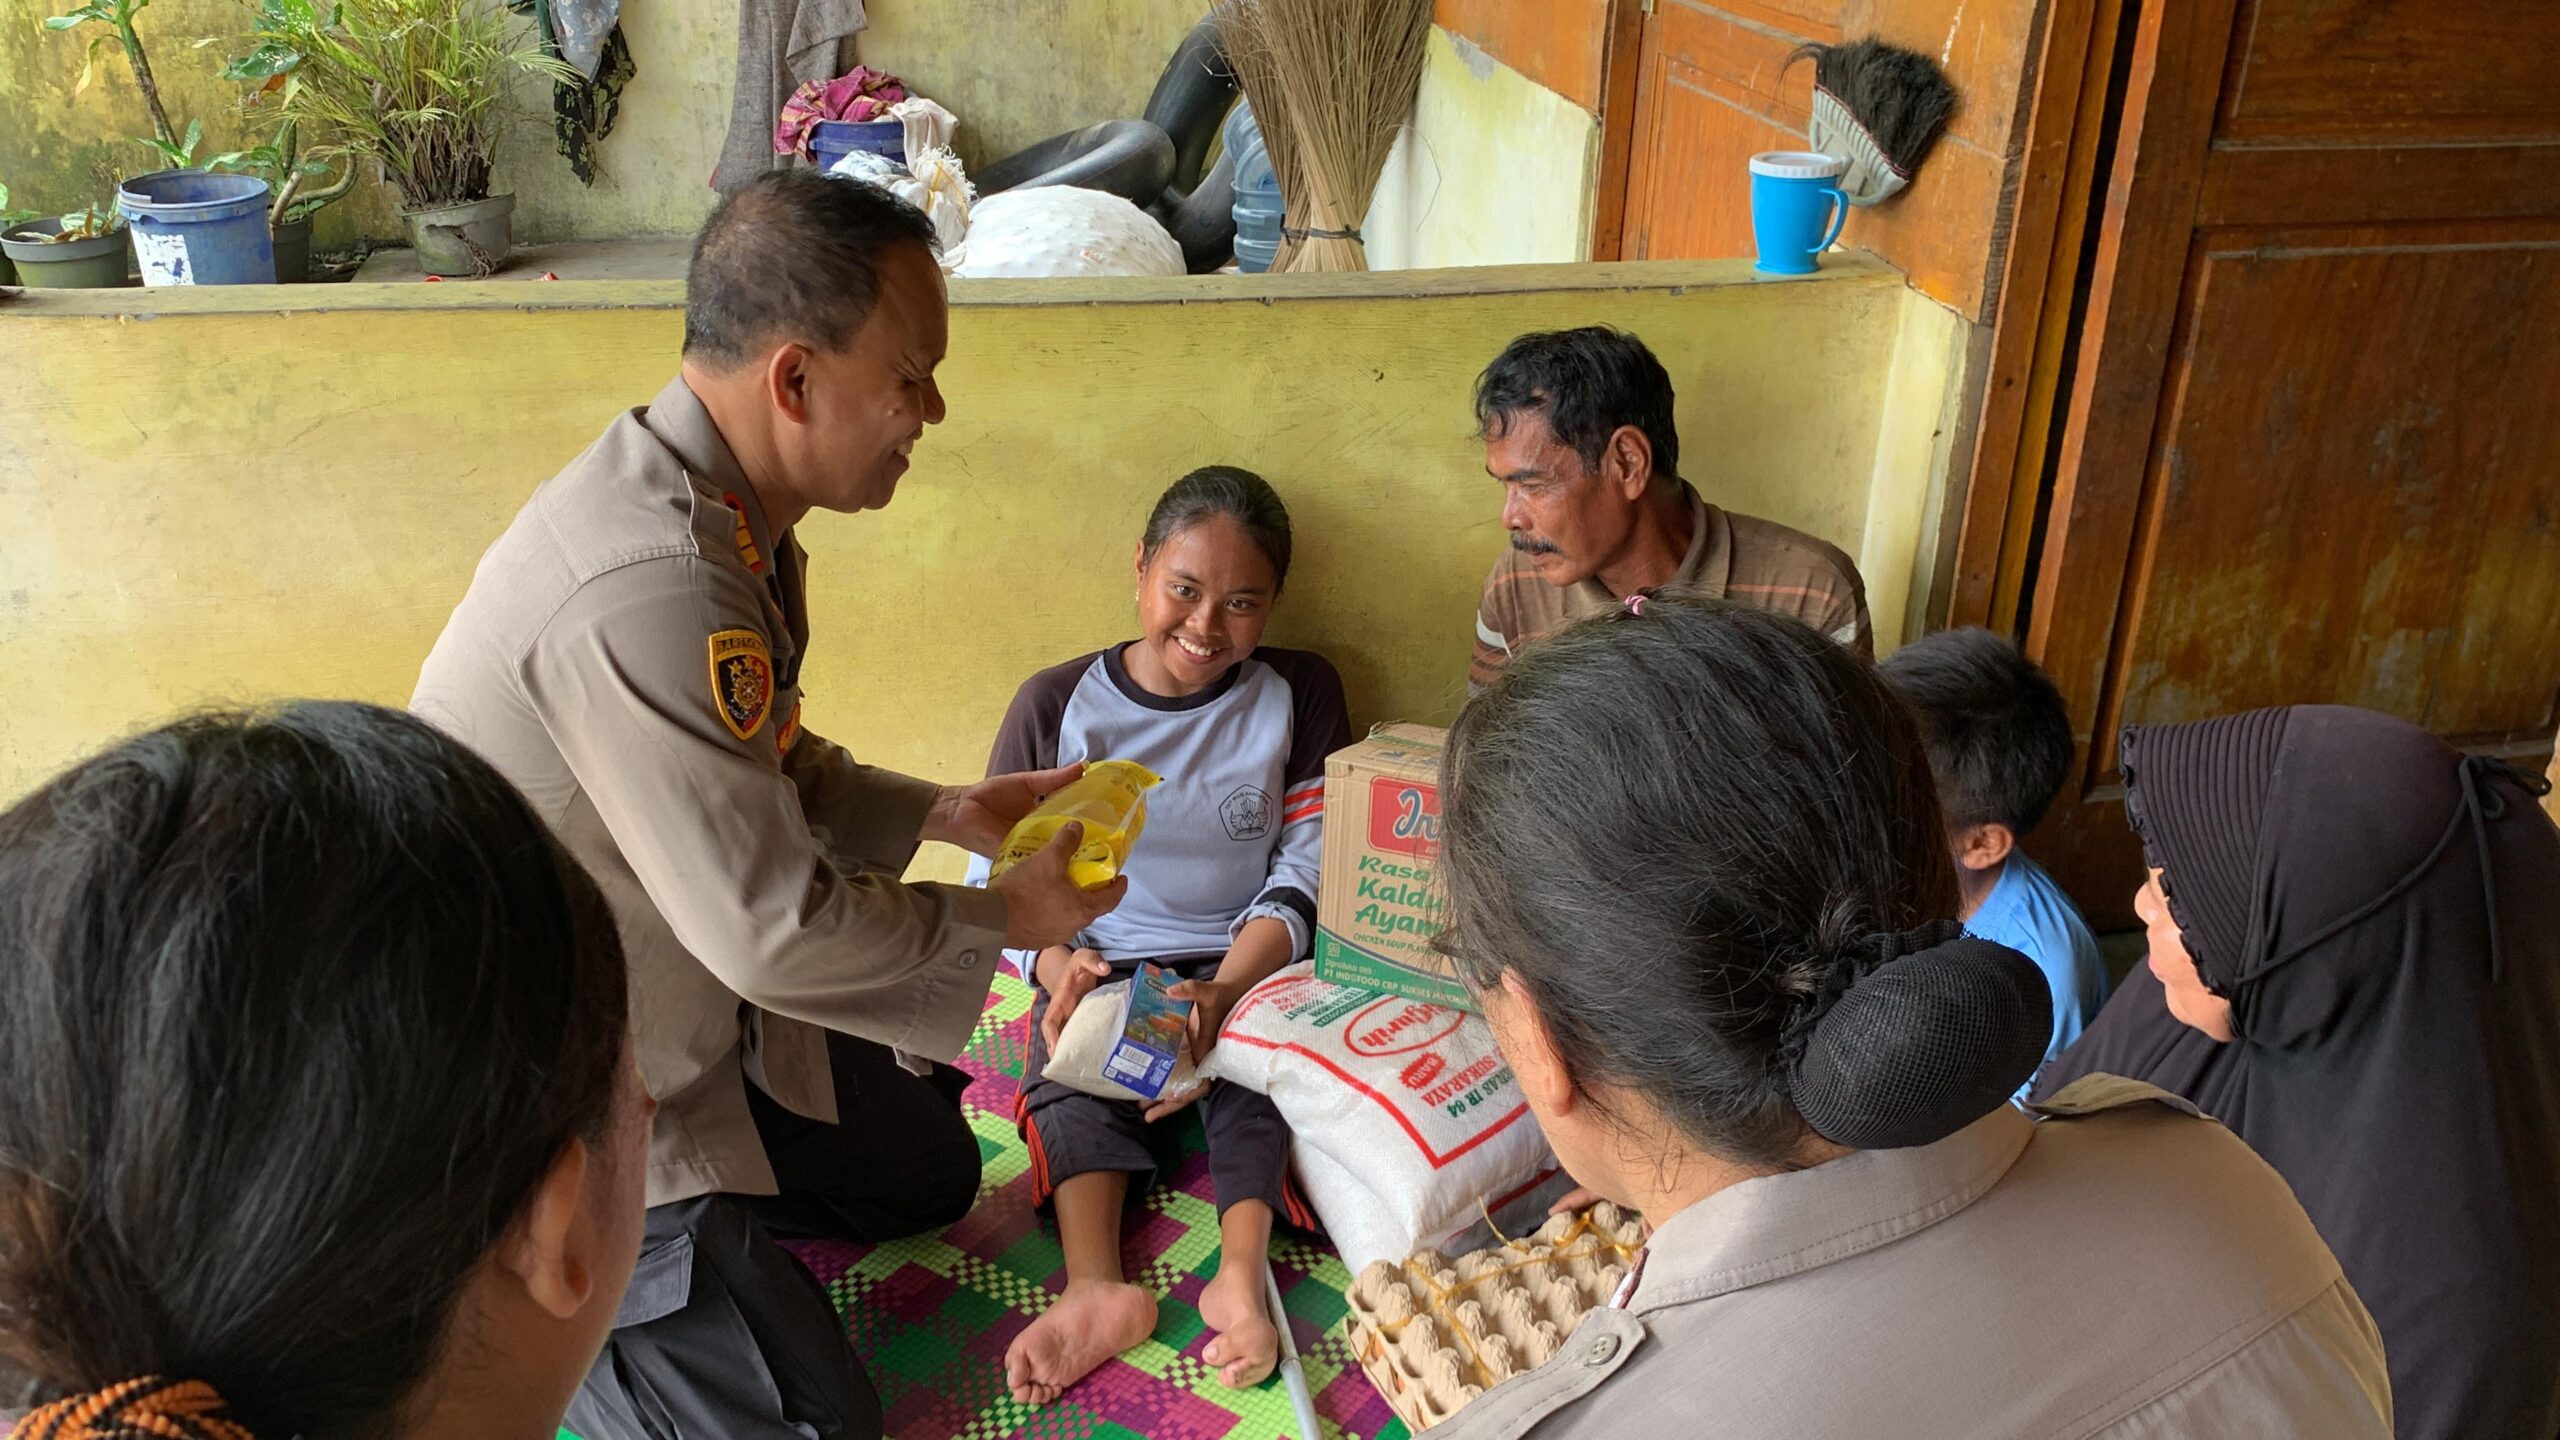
[708, 629, 773, 741]
[775, 697, 803, 757]
[722, 492, 766, 574]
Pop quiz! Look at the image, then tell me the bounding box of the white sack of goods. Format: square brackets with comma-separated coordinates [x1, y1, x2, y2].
[1042, 974, 1201, 1103]
[1202, 963, 1561, 1271]
[950, 187, 1183, 280]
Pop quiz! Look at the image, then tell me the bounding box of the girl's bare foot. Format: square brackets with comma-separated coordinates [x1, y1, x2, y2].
[1199, 1262, 1281, 1390]
[1005, 1279, 1158, 1406]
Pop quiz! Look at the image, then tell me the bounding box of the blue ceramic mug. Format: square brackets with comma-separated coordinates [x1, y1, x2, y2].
[1749, 151, 1850, 275]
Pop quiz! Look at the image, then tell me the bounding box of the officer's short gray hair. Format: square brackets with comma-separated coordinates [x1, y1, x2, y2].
[683, 169, 940, 369]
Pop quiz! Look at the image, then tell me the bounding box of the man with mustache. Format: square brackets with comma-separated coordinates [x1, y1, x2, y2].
[414, 171, 1121, 1439]
[1468, 326, 1872, 691]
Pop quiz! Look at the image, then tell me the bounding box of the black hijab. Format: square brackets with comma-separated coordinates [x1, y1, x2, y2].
[2036, 705, 2560, 1440]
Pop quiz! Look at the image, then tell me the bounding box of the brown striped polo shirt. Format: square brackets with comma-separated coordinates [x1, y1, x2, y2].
[1468, 482, 1873, 691]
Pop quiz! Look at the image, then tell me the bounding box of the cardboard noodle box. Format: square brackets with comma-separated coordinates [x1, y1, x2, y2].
[1314, 723, 1471, 1011]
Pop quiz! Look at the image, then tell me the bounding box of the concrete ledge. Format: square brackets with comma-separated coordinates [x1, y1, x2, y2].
[0, 252, 1899, 320]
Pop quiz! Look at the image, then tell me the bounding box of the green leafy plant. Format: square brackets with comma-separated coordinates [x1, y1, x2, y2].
[0, 184, 39, 231]
[45, 0, 185, 164]
[242, 0, 571, 212]
[212, 127, 356, 226]
[135, 117, 203, 169]
[209, 20, 358, 228]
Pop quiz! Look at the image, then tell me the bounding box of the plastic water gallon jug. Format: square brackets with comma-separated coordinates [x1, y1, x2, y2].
[1224, 101, 1283, 273]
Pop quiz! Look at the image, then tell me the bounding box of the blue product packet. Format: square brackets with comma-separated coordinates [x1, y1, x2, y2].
[1103, 961, 1192, 1100]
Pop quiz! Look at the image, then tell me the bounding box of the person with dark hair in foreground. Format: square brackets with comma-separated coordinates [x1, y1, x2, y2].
[1881, 626, 2109, 1098]
[1465, 326, 1873, 691]
[1423, 594, 2391, 1438]
[2038, 706, 2560, 1439]
[413, 169, 1123, 1439]
[0, 703, 645, 1440]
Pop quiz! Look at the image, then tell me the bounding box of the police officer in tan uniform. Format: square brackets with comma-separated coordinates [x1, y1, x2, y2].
[413, 172, 1120, 1439]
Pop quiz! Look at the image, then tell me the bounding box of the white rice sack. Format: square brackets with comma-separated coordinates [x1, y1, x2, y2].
[1042, 977, 1201, 1103]
[949, 187, 1182, 279]
[1202, 964, 1559, 1271]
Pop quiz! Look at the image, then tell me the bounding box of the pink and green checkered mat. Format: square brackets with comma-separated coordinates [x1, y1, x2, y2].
[567, 972, 1410, 1440]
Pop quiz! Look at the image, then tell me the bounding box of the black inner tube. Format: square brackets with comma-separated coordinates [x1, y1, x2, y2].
[973, 119, 1176, 208]
[970, 12, 1244, 270]
[1141, 13, 1240, 204]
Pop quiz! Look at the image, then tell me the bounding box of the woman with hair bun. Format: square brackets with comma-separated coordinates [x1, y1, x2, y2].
[0, 703, 647, 1440]
[1423, 594, 2391, 1438]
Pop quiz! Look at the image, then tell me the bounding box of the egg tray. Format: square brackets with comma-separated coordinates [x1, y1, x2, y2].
[1343, 1203, 1645, 1432]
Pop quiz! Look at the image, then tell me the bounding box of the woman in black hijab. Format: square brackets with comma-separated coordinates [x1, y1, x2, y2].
[2036, 704, 2560, 1439]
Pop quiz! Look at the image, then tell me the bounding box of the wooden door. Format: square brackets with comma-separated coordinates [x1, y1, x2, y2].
[2024, 0, 2560, 925]
[1619, 1, 1828, 262]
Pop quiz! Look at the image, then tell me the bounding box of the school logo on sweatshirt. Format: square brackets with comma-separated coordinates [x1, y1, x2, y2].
[1221, 785, 1273, 841]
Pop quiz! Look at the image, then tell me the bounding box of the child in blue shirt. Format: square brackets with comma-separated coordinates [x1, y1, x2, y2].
[1881, 628, 2109, 1101]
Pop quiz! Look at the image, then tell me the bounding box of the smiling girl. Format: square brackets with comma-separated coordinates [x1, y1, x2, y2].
[972, 466, 1350, 1408]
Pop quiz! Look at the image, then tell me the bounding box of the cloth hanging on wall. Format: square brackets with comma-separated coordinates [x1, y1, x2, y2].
[514, 0, 637, 186]
[716, 0, 870, 192]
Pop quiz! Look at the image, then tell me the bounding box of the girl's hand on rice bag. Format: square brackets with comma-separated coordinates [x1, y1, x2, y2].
[1141, 1079, 1209, 1124]
[1038, 947, 1113, 1051]
[1166, 976, 1246, 1067]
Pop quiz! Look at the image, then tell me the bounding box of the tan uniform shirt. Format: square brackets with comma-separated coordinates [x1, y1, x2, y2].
[1435, 1078, 2393, 1440]
[1469, 483, 1872, 691]
[414, 377, 1007, 1208]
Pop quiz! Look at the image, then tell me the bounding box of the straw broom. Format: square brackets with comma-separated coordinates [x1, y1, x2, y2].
[1217, 0, 1429, 273]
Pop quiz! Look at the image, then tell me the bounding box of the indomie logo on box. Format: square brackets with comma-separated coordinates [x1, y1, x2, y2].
[1368, 777, 1441, 857]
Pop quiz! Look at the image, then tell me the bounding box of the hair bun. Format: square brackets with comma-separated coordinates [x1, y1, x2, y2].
[1781, 924, 2053, 1149]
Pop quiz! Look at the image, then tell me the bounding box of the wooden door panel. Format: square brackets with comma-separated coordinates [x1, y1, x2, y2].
[1627, 60, 1798, 258]
[1622, 2, 1809, 260]
[2025, 0, 2560, 925]
[2221, 0, 2560, 140]
[2095, 228, 2560, 772]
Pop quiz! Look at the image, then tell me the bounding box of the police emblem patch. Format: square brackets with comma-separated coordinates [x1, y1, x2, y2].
[707, 629, 773, 741]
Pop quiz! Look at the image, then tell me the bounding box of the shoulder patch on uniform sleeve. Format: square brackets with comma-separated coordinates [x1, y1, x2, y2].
[708, 628, 774, 741]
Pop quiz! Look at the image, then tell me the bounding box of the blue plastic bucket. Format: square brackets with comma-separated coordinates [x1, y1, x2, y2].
[118, 169, 273, 286]
[809, 118, 906, 173]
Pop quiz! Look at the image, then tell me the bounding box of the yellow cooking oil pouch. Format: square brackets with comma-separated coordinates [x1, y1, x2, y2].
[988, 759, 1162, 888]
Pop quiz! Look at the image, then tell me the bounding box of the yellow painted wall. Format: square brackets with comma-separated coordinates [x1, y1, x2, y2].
[0, 0, 1205, 248]
[0, 259, 1943, 867]
[1367, 27, 1597, 270]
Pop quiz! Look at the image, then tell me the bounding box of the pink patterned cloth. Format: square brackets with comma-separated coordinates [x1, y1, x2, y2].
[773, 65, 906, 158]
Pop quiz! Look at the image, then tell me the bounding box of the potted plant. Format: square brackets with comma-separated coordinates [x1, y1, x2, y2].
[251, 0, 569, 276]
[215, 5, 357, 281]
[48, 0, 279, 286]
[212, 123, 355, 283]
[1, 199, 134, 289]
